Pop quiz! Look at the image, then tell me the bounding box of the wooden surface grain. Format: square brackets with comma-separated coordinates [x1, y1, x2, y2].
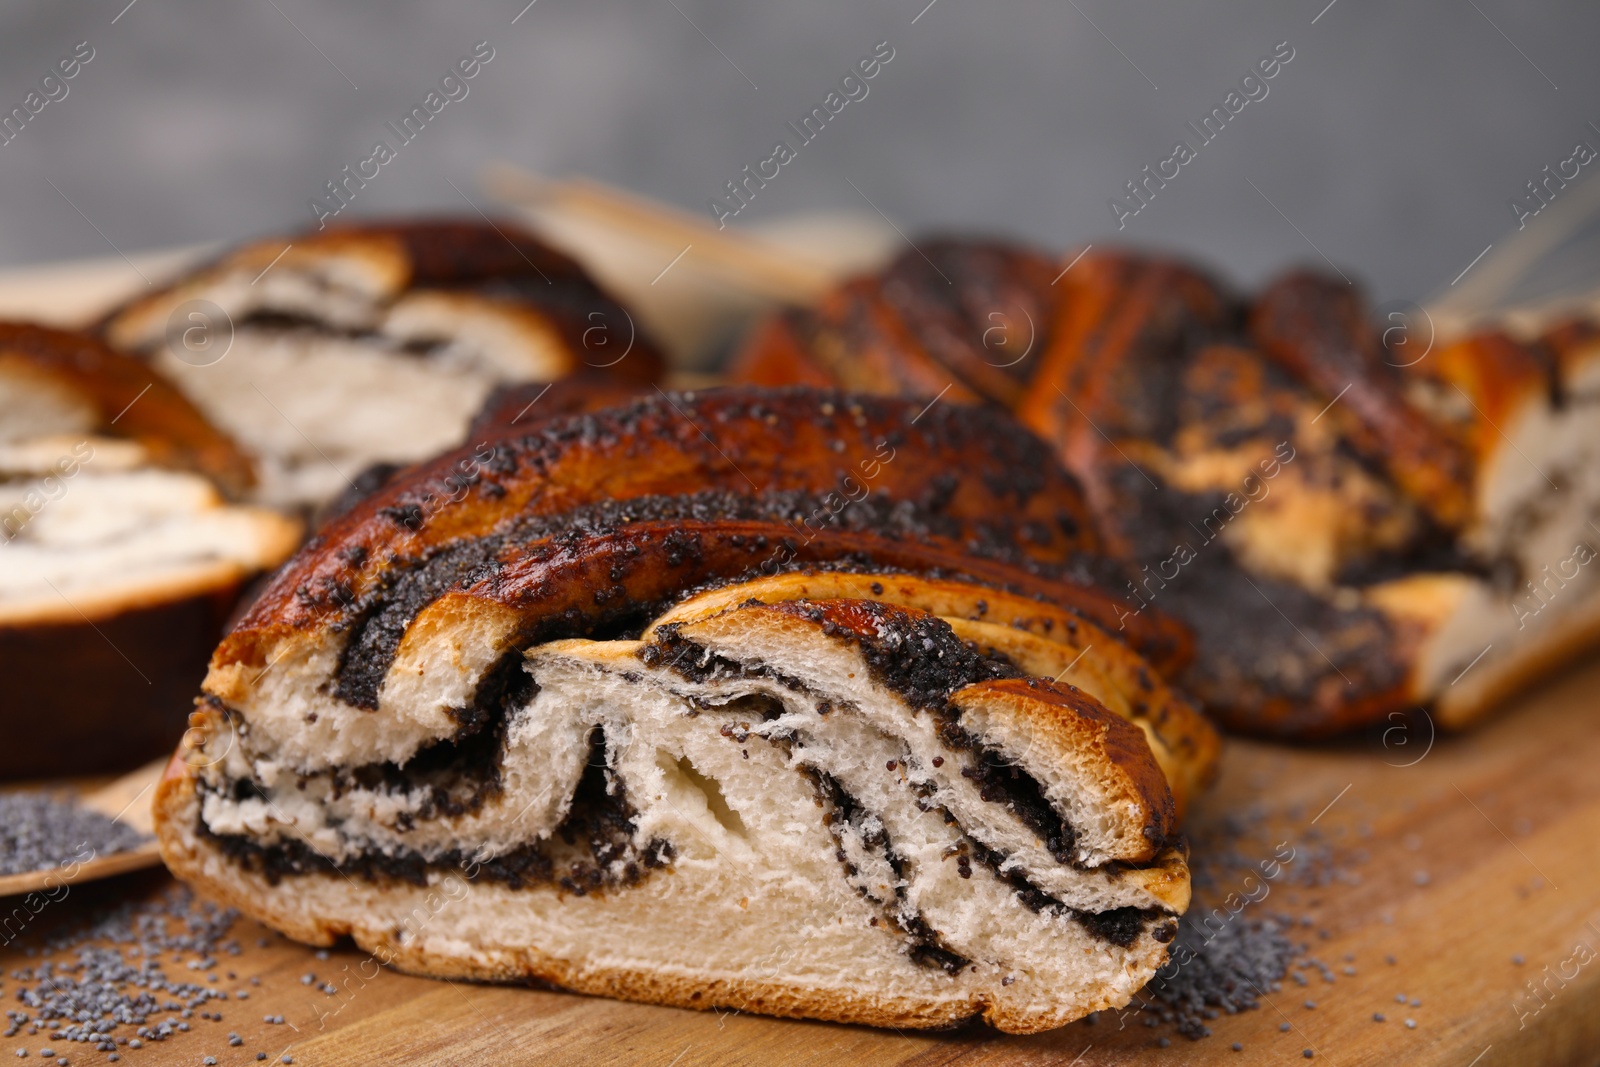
[4, 658, 1598, 1067]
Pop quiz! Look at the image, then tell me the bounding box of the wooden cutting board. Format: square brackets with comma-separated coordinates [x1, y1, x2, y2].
[5, 656, 1597, 1067]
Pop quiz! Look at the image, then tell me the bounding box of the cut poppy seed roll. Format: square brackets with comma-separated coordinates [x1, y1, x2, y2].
[732, 240, 1600, 737]
[154, 385, 1216, 1033]
[0, 322, 299, 777]
[100, 217, 664, 510]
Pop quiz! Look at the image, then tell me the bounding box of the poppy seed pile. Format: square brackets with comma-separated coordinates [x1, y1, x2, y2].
[1128, 911, 1304, 1040]
[1107, 798, 1366, 1042]
[0, 796, 149, 877]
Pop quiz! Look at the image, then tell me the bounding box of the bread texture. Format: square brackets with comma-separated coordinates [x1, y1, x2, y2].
[732, 241, 1600, 737]
[0, 323, 299, 776]
[100, 218, 663, 510]
[154, 386, 1216, 1033]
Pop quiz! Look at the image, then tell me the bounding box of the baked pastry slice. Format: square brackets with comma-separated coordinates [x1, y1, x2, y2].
[100, 218, 663, 509]
[0, 323, 299, 776]
[154, 386, 1214, 1032]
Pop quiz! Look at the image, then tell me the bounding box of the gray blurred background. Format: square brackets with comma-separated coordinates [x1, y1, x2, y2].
[0, 0, 1595, 303]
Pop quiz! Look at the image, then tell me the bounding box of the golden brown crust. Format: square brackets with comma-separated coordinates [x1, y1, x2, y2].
[728, 240, 1062, 411]
[1247, 271, 1474, 528]
[0, 321, 255, 493]
[1020, 252, 1232, 442]
[808, 277, 985, 401]
[857, 238, 1059, 407]
[216, 387, 1190, 702]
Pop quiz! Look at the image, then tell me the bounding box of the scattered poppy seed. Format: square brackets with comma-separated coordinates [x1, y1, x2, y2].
[1231, 1043, 1243, 1052]
[0, 890, 236, 1063]
[1280, 1022, 1292, 1032]
[1304, 1001, 1316, 1010]
[1373, 1013, 1385, 1022]
[1410, 998, 1421, 1007]
[1405, 1019, 1416, 1029]
[1395, 994, 1407, 1003]
[1303, 1051, 1314, 1059]
[1512, 955, 1525, 965]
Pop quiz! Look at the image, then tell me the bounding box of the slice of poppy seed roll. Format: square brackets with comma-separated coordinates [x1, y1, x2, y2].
[100, 218, 664, 510]
[156, 593, 1189, 1034]
[0, 322, 300, 777]
[153, 385, 1213, 1032]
